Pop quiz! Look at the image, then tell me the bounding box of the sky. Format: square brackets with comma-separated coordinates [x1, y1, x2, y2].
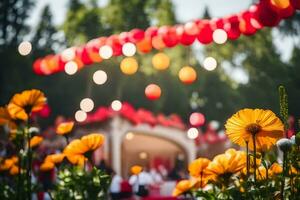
[27, 0, 295, 83]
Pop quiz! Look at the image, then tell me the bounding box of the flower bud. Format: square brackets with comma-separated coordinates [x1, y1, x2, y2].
[276, 138, 293, 152]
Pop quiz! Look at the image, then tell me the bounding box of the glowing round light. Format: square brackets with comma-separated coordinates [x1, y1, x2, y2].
[111, 100, 122, 111]
[152, 53, 170, 70]
[93, 70, 107, 85]
[122, 42, 136, 57]
[75, 110, 87, 122]
[178, 66, 197, 84]
[145, 84, 161, 100]
[189, 112, 205, 127]
[203, 57, 217, 71]
[80, 98, 94, 112]
[64, 61, 78, 75]
[212, 29, 228, 44]
[61, 48, 75, 62]
[126, 132, 134, 140]
[18, 41, 32, 56]
[120, 57, 138, 75]
[99, 45, 113, 59]
[271, 0, 290, 9]
[187, 127, 199, 139]
[139, 152, 148, 159]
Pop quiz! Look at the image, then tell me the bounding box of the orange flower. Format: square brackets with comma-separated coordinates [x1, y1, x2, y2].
[131, 165, 143, 175]
[29, 136, 43, 148]
[81, 133, 105, 151]
[9, 165, 20, 175]
[188, 158, 210, 178]
[269, 162, 283, 176]
[205, 148, 246, 182]
[0, 156, 18, 171]
[7, 89, 46, 121]
[225, 109, 284, 151]
[0, 107, 17, 130]
[172, 179, 197, 197]
[40, 162, 55, 171]
[65, 154, 86, 167]
[63, 139, 89, 155]
[56, 121, 74, 135]
[44, 153, 65, 164]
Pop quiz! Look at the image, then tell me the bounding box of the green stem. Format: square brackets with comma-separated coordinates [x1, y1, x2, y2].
[246, 141, 249, 177]
[252, 134, 257, 183]
[280, 152, 287, 200]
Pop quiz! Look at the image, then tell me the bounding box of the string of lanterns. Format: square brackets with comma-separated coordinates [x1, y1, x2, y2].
[32, 0, 300, 75]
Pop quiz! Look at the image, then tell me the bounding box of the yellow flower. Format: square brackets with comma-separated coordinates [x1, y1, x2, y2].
[131, 165, 143, 175]
[81, 133, 105, 151]
[7, 89, 46, 121]
[256, 166, 268, 180]
[188, 158, 210, 177]
[205, 148, 246, 182]
[44, 154, 65, 164]
[29, 136, 43, 148]
[225, 109, 284, 151]
[9, 165, 20, 175]
[63, 139, 89, 155]
[56, 121, 74, 135]
[172, 179, 196, 197]
[0, 107, 17, 129]
[0, 156, 18, 171]
[40, 162, 55, 171]
[65, 154, 86, 166]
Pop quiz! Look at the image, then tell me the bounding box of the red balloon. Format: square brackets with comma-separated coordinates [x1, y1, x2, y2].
[129, 28, 145, 43]
[106, 35, 122, 56]
[158, 26, 179, 48]
[176, 25, 196, 46]
[196, 20, 213, 44]
[255, 1, 282, 27]
[145, 84, 161, 100]
[291, 0, 300, 9]
[224, 15, 241, 40]
[189, 112, 205, 127]
[145, 26, 158, 38]
[239, 11, 257, 35]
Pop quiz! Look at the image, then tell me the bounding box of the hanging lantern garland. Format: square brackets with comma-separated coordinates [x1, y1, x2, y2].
[33, 0, 299, 75]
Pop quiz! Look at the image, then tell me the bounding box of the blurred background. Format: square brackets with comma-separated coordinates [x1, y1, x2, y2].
[0, 0, 300, 129]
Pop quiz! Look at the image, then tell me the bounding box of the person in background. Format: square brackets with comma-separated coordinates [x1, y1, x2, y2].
[129, 166, 153, 198]
[109, 170, 122, 200]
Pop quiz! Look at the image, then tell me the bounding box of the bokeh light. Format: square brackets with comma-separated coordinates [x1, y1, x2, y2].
[145, 84, 161, 100]
[93, 70, 107, 85]
[212, 29, 228, 44]
[64, 61, 78, 75]
[189, 112, 205, 127]
[122, 42, 136, 57]
[80, 98, 94, 112]
[203, 57, 217, 71]
[61, 48, 75, 62]
[139, 152, 148, 159]
[18, 41, 32, 56]
[178, 66, 197, 84]
[75, 110, 87, 122]
[187, 128, 199, 139]
[152, 52, 170, 70]
[120, 57, 138, 75]
[126, 132, 134, 140]
[111, 100, 122, 111]
[99, 45, 113, 59]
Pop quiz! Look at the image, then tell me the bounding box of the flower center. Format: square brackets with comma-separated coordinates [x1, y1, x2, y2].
[246, 123, 261, 135]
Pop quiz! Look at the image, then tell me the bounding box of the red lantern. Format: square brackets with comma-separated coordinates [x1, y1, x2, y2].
[196, 20, 213, 44]
[106, 35, 122, 56]
[189, 112, 205, 127]
[158, 26, 179, 48]
[80, 47, 93, 65]
[145, 26, 158, 38]
[255, 1, 282, 27]
[33, 59, 43, 75]
[129, 29, 145, 43]
[176, 25, 196, 46]
[270, 0, 295, 18]
[152, 35, 166, 50]
[224, 15, 241, 40]
[119, 32, 131, 44]
[145, 84, 161, 100]
[184, 22, 199, 35]
[239, 11, 257, 35]
[213, 18, 225, 29]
